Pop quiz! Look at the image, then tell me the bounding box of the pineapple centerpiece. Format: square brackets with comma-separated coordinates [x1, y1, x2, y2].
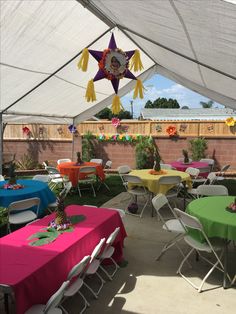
[182, 149, 190, 164]
[8, 162, 17, 185]
[76, 151, 83, 165]
[153, 151, 161, 172]
[48, 195, 72, 230]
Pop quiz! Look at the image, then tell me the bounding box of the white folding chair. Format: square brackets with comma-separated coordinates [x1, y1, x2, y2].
[61, 255, 91, 314]
[45, 166, 68, 191]
[0, 174, 5, 181]
[177, 157, 193, 163]
[77, 166, 97, 197]
[82, 238, 106, 297]
[90, 158, 103, 165]
[160, 163, 172, 170]
[8, 197, 40, 233]
[196, 185, 228, 197]
[98, 227, 120, 280]
[174, 208, 231, 293]
[48, 181, 73, 213]
[122, 174, 150, 218]
[104, 160, 112, 170]
[152, 194, 187, 261]
[117, 165, 131, 191]
[186, 172, 217, 199]
[158, 175, 182, 203]
[105, 207, 126, 221]
[57, 159, 71, 165]
[25, 280, 70, 314]
[200, 158, 215, 171]
[216, 164, 230, 181]
[32, 174, 50, 183]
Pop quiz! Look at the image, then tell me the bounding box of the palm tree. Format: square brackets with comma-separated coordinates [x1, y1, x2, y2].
[200, 100, 214, 108]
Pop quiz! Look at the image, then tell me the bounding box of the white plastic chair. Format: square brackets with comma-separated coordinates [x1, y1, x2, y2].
[117, 165, 131, 191]
[25, 280, 70, 313]
[158, 175, 182, 202]
[104, 160, 112, 170]
[0, 174, 5, 181]
[122, 174, 150, 218]
[216, 164, 230, 181]
[196, 185, 228, 197]
[48, 181, 73, 213]
[82, 238, 106, 297]
[45, 166, 68, 191]
[32, 174, 50, 183]
[160, 163, 172, 170]
[61, 255, 91, 314]
[106, 207, 126, 221]
[152, 194, 187, 261]
[174, 208, 231, 293]
[90, 158, 103, 165]
[78, 166, 97, 197]
[8, 197, 40, 233]
[186, 172, 217, 199]
[200, 158, 215, 171]
[57, 159, 71, 165]
[177, 157, 193, 163]
[98, 227, 120, 280]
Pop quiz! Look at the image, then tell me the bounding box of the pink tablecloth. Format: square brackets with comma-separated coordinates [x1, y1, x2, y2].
[0, 205, 127, 314]
[170, 161, 210, 177]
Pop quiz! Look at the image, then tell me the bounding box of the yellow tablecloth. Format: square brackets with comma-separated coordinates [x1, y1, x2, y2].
[128, 169, 192, 195]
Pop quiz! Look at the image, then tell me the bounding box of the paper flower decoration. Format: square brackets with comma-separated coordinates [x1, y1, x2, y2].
[68, 125, 77, 133]
[225, 117, 235, 127]
[22, 126, 31, 135]
[111, 117, 121, 128]
[78, 33, 144, 114]
[166, 125, 177, 136]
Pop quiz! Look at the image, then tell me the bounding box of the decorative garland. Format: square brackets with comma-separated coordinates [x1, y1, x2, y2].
[96, 133, 147, 143]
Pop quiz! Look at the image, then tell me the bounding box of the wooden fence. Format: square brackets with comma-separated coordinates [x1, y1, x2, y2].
[3, 120, 236, 139]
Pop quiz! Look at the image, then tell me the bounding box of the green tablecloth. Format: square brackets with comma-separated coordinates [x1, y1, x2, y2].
[187, 196, 236, 241]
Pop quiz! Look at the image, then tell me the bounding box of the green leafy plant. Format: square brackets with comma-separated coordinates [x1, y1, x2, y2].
[15, 154, 37, 170]
[189, 137, 208, 161]
[82, 131, 95, 161]
[135, 136, 159, 169]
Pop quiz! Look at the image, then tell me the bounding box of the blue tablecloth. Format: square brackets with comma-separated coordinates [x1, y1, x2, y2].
[0, 179, 56, 217]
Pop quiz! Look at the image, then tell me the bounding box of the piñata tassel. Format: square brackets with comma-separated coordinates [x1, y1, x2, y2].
[130, 50, 143, 72]
[77, 48, 89, 72]
[85, 79, 96, 102]
[133, 79, 144, 99]
[111, 95, 122, 115]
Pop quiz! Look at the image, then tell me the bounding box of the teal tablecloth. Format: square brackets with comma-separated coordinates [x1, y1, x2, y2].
[187, 196, 236, 241]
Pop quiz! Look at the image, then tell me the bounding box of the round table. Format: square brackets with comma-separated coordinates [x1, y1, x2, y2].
[128, 169, 191, 195]
[187, 196, 236, 241]
[57, 162, 105, 187]
[0, 179, 56, 217]
[170, 161, 209, 177]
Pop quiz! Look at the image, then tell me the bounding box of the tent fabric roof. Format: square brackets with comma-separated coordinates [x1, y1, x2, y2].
[1, 0, 236, 124]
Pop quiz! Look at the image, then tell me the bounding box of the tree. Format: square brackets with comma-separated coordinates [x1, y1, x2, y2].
[95, 108, 132, 120]
[181, 106, 189, 109]
[144, 97, 180, 109]
[200, 100, 214, 108]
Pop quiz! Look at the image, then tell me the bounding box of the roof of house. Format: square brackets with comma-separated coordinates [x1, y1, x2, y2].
[140, 108, 236, 121]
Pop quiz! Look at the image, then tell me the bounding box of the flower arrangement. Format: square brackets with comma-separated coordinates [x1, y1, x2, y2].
[2, 183, 24, 190]
[226, 198, 236, 213]
[149, 169, 167, 175]
[111, 117, 121, 128]
[225, 117, 235, 127]
[96, 133, 146, 143]
[166, 125, 177, 136]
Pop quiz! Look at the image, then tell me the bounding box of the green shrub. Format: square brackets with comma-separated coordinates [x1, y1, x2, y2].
[189, 137, 207, 161]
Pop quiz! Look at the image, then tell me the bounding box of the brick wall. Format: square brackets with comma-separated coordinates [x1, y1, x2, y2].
[3, 136, 236, 170]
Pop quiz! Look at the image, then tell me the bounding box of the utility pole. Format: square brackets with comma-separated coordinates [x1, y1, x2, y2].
[130, 100, 133, 119]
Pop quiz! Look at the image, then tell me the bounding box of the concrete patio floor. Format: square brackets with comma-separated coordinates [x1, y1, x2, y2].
[62, 192, 236, 314]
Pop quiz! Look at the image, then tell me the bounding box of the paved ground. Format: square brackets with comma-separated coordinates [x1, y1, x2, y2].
[64, 192, 236, 314]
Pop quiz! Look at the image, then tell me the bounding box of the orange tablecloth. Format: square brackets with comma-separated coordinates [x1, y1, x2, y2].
[57, 162, 105, 187]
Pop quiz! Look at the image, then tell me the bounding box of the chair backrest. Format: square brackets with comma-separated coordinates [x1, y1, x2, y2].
[197, 184, 228, 196]
[185, 167, 200, 178]
[200, 158, 215, 171]
[0, 175, 5, 181]
[33, 174, 50, 182]
[160, 163, 172, 170]
[44, 280, 70, 313]
[103, 227, 120, 253]
[67, 255, 90, 280]
[59, 181, 72, 200]
[220, 164, 230, 172]
[45, 166, 60, 175]
[117, 165, 131, 174]
[158, 175, 181, 185]
[206, 172, 217, 184]
[57, 159, 71, 164]
[122, 174, 143, 185]
[79, 166, 97, 175]
[9, 197, 40, 216]
[174, 208, 203, 231]
[105, 160, 112, 169]
[42, 161, 48, 169]
[90, 158, 103, 165]
[90, 238, 106, 263]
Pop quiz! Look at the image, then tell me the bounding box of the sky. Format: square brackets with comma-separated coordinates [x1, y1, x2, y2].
[121, 74, 224, 118]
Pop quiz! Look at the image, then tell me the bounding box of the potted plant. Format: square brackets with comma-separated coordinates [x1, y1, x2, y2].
[189, 137, 207, 161]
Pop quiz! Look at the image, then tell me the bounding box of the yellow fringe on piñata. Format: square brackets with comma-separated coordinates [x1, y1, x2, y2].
[133, 79, 144, 99]
[85, 79, 96, 102]
[77, 48, 89, 72]
[130, 50, 143, 72]
[111, 95, 122, 115]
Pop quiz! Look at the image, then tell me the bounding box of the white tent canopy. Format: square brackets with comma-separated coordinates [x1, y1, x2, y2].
[1, 0, 236, 126]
